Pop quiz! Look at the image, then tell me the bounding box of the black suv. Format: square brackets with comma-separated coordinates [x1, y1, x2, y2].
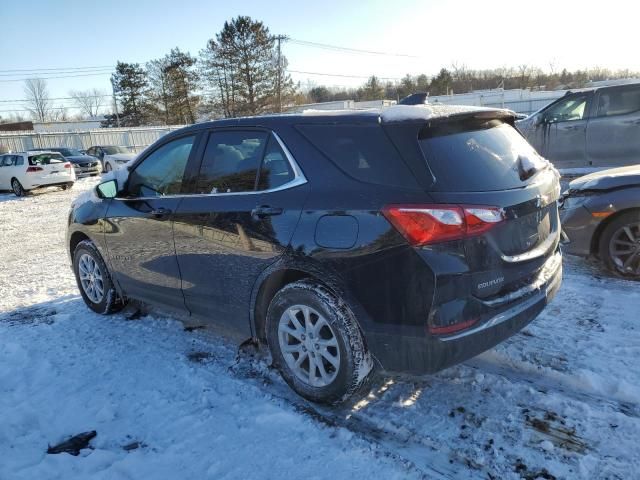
[67, 105, 562, 403]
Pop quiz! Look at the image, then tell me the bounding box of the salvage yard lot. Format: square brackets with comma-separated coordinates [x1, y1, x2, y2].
[1, 179, 639, 479]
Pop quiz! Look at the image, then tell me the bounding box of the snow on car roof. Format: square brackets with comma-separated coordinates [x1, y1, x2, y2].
[379, 104, 511, 123]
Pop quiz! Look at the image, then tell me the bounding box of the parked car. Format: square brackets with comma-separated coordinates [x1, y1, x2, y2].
[517, 82, 640, 169]
[86, 145, 136, 172]
[67, 105, 562, 403]
[28, 147, 101, 178]
[560, 165, 640, 278]
[0, 151, 75, 196]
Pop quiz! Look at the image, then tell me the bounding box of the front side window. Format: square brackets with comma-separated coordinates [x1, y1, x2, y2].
[543, 94, 589, 122]
[596, 87, 640, 117]
[127, 135, 195, 197]
[195, 131, 268, 194]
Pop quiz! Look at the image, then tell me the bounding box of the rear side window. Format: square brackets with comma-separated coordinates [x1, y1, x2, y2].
[596, 86, 640, 117]
[28, 153, 65, 165]
[297, 124, 418, 187]
[257, 136, 294, 190]
[196, 131, 268, 194]
[419, 122, 541, 192]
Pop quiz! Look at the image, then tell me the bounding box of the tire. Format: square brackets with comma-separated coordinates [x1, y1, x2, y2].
[73, 240, 127, 314]
[598, 210, 640, 279]
[11, 178, 25, 197]
[104, 162, 112, 173]
[61, 182, 73, 191]
[266, 279, 374, 404]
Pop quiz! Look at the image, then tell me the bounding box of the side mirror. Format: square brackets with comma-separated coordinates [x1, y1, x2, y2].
[95, 179, 118, 199]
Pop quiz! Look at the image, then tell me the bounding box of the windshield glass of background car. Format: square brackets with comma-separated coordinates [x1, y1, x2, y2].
[127, 135, 195, 197]
[596, 86, 640, 117]
[103, 146, 130, 155]
[28, 153, 66, 165]
[57, 148, 81, 156]
[419, 121, 543, 192]
[543, 94, 589, 122]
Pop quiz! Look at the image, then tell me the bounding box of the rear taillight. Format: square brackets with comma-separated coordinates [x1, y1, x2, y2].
[382, 204, 504, 246]
[26, 166, 43, 173]
[64, 163, 71, 169]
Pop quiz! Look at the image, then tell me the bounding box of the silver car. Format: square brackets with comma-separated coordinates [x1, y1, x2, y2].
[518, 83, 640, 169]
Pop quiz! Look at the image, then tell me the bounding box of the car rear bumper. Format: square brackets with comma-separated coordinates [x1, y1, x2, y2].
[366, 251, 562, 374]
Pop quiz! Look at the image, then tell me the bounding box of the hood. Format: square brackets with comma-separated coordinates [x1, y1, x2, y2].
[104, 153, 136, 162]
[569, 165, 640, 192]
[66, 155, 100, 163]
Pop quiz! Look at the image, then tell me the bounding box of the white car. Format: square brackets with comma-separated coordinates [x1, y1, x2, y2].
[85, 145, 136, 173]
[0, 151, 76, 196]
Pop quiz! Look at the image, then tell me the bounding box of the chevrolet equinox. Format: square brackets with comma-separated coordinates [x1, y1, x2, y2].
[67, 105, 562, 403]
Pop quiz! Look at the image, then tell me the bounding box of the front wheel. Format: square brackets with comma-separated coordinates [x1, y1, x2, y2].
[599, 211, 640, 279]
[266, 280, 374, 404]
[73, 240, 127, 314]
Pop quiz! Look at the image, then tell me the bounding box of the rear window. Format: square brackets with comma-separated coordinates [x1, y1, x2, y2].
[419, 121, 542, 192]
[28, 153, 65, 165]
[296, 124, 418, 188]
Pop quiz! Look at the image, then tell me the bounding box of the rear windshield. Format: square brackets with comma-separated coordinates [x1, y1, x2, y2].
[419, 121, 543, 191]
[296, 123, 418, 188]
[28, 153, 65, 165]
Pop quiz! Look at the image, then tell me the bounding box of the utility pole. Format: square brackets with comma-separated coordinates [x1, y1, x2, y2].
[110, 77, 121, 127]
[275, 35, 288, 113]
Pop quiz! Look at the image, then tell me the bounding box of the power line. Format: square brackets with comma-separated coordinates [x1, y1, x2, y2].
[0, 94, 112, 104]
[288, 69, 401, 81]
[0, 65, 115, 74]
[288, 38, 420, 59]
[0, 71, 114, 83]
[0, 68, 114, 78]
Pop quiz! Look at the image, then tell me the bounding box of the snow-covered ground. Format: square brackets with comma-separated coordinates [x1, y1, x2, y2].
[1, 179, 639, 480]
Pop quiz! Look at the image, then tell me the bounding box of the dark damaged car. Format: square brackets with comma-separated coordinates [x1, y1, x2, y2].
[560, 165, 640, 278]
[66, 105, 562, 403]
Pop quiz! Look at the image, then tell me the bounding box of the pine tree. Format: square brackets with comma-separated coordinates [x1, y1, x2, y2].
[111, 62, 148, 126]
[200, 16, 294, 117]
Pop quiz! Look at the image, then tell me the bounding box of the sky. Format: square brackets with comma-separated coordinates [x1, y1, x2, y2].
[1, 0, 638, 118]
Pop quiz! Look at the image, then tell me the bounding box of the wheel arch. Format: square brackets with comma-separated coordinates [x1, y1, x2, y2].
[250, 260, 353, 342]
[69, 231, 91, 259]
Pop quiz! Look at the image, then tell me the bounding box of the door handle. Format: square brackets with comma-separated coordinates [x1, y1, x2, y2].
[150, 207, 171, 218]
[251, 205, 283, 219]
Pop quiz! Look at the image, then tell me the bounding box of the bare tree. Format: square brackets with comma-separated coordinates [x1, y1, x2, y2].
[69, 88, 106, 118]
[24, 78, 52, 122]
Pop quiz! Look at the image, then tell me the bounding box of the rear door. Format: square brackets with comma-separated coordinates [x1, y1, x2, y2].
[104, 133, 200, 311]
[587, 85, 640, 168]
[530, 92, 592, 168]
[173, 128, 309, 334]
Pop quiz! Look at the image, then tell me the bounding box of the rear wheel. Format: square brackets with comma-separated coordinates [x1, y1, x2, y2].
[61, 182, 73, 191]
[266, 280, 374, 404]
[11, 178, 25, 197]
[73, 240, 127, 314]
[599, 211, 640, 279]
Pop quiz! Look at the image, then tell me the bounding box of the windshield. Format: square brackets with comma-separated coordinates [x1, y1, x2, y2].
[28, 153, 66, 165]
[52, 148, 82, 156]
[103, 146, 130, 155]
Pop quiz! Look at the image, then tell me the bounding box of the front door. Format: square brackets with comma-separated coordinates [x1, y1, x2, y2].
[532, 92, 591, 168]
[104, 134, 199, 311]
[173, 129, 309, 334]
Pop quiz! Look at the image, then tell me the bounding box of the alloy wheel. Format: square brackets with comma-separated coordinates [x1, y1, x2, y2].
[78, 253, 105, 303]
[278, 304, 341, 387]
[609, 223, 640, 276]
